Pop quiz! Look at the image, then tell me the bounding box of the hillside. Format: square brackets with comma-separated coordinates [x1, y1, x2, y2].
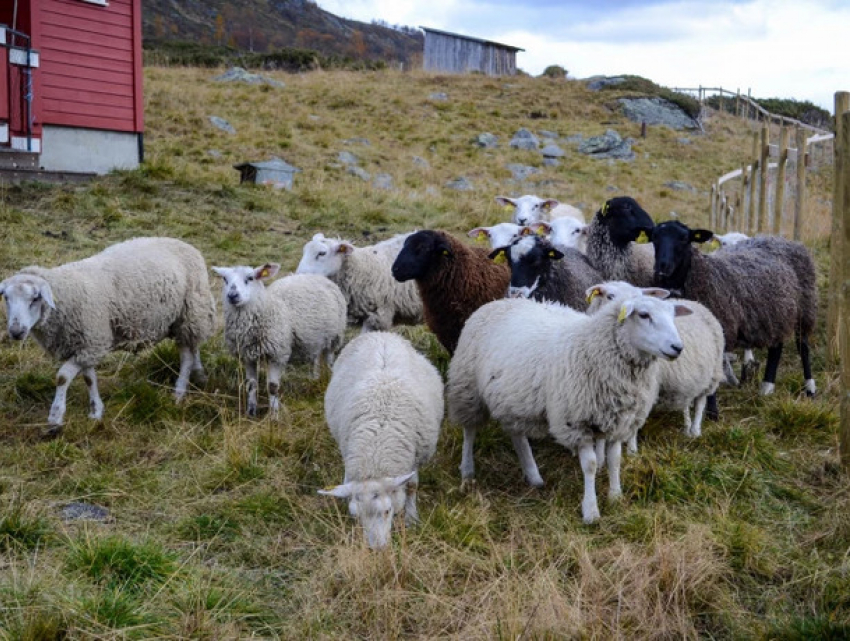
[0, 67, 844, 639]
[143, 0, 423, 65]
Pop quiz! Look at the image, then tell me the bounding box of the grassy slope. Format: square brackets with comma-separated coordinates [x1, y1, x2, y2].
[0, 67, 845, 639]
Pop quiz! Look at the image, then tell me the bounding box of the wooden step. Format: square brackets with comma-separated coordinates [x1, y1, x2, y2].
[0, 167, 96, 185]
[0, 149, 39, 170]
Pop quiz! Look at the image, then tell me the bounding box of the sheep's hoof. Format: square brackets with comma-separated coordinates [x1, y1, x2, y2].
[247, 405, 257, 418]
[607, 489, 623, 503]
[460, 478, 477, 493]
[191, 370, 208, 386]
[582, 505, 601, 524]
[525, 475, 545, 489]
[41, 424, 63, 440]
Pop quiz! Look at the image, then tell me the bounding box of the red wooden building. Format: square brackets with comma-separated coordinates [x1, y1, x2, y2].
[0, 0, 143, 174]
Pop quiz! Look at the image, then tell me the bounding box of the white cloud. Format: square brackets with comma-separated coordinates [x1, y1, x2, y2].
[318, 0, 848, 110]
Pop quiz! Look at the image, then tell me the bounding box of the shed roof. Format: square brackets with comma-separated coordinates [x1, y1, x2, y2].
[420, 27, 525, 52]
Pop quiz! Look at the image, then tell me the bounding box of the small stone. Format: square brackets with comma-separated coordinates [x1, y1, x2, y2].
[445, 177, 473, 191]
[373, 173, 394, 190]
[510, 128, 539, 150]
[207, 149, 223, 158]
[347, 166, 371, 181]
[209, 116, 235, 134]
[474, 133, 499, 149]
[429, 92, 449, 101]
[338, 151, 359, 165]
[60, 502, 111, 523]
[543, 158, 560, 167]
[412, 156, 430, 168]
[664, 180, 698, 193]
[540, 143, 565, 158]
[343, 137, 371, 146]
[506, 163, 541, 182]
[678, 137, 692, 145]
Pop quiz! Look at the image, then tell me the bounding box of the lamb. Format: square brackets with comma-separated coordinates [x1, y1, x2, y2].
[296, 232, 422, 333]
[532, 217, 588, 253]
[586, 281, 725, 442]
[585, 196, 656, 287]
[643, 221, 817, 396]
[0, 237, 216, 428]
[491, 234, 602, 311]
[447, 294, 690, 523]
[712, 231, 750, 248]
[391, 230, 510, 354]
[467, 223, 525, 249]
[318, 331, 444, 549]
[213, 264, 346, 417]
[495, 195, 584, 226]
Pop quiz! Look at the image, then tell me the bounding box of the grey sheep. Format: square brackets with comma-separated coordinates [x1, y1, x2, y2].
[585, 196, 656, 287]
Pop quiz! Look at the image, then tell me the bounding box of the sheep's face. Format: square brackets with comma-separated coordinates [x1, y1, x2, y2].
[491, 235, 563, 299]
[714, 232, 750, 249]
[617, 295, 691, 361]
[649, 221, 713, 290]
[585, 281, 670, 315]
[496, 195, 558, 226]
[318, 472, 414, 549]
[296, 233, 353, 278]
[595, 196, 655, 249]
[547, 217, 588, 253]
[212, 264, 280, 307]
[392, 231, 452, 282]
[0, 274, 55, 341]
[467, 223, 524, 249]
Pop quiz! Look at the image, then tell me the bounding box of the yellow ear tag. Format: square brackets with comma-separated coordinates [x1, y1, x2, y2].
[535, 226, 547, 236]
[709, 238, 720, 250]
[617, 305, 628, 323]
[548, 250, 556, 258]
[259, 268, 270, 279]
[442, 249, 450, 256]
[586, 288, 602, 304]
[503, 204, 514, 212]
[493, 250, 507, 265]
[476, 231, 488, 244]
[636, 231, 649, 244]
[601, 202, 609, 216]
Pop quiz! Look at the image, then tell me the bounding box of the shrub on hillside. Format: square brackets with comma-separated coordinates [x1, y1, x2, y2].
[599, 74, 701, 119]
[541, 65, 568, 79]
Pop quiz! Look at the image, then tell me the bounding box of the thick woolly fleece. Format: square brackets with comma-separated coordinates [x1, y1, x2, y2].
[221, 273, 346, 367]
[17, 237, 215, 366]
[324, 331, 444, 483]
[585, 220, 656, 287]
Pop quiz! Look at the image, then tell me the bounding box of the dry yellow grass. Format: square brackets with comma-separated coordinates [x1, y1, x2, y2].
[0, 66, 845, 639]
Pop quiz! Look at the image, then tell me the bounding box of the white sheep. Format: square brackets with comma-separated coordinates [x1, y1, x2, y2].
[586, 281, 725, 443]
[467, 223, 526, 249]
[495, 195, 584, 226]
[712, 231, 750, 248]
[0, 237, 216, 428]
[212, 264, 346, 417]
[447, 294, 690, 523]
[296, 233, 422, 333]
[531, 217, 588, 253]
[319, 331, 444, 549]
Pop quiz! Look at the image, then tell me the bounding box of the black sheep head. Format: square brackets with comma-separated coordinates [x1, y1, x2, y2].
[594, 196, 655, 249]
[489, 235, 563, 298]
[649, 221, 713, 290]
[392, 230, 453, 282]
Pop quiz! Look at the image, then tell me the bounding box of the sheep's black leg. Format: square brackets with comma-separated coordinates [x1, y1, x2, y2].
[761, 342, 783, 395]
[705, 393, 719, 421]
[795, 332, 816, 397]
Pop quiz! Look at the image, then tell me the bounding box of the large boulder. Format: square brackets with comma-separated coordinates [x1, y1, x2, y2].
[619, 97, 699, 130]
[578, 129, 635, 161]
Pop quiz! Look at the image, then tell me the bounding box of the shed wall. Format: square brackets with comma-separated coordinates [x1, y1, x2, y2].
[423, 32, 517, 76]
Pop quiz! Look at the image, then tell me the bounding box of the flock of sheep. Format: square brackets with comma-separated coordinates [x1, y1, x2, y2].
[0, 194, 818, 547]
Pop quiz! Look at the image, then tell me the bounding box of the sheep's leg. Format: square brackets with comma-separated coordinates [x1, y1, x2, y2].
[689, 395, 708, 437]
[459, 425, 478, 484]
[267, 360, 284, 418]
[510, 433, 544, 487]
[82, 367, 104, 420]
[761, 343, 783, 395]
[705, 393, 719, 421]
[578, 443, 600, 523]
[245, 360, 259, 417]
[49, 360, 82, 426]
[682, 404, 693, 436]
[741, 350, 760, 385]
[606, 440, 622, 502]
[723, 353, 740, 386]
[404, 471, 419, 527]
[190, 347, 207, 386]
[795, 333, 816, 397]
[626, 433, 638, 455]
[595, 437, 606, 469]
[174, 346, 194, 402]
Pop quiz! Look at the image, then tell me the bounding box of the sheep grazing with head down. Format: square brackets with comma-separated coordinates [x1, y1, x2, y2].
[495, 194, 584, 226]
[296, 232, 422, 333]
[447, 293, 691, 523]
[585, 196, 656, 287]
[213, 265, 346, 417]
[586, 281, 725, 443]
[391, 230, 510, 354]
[0, 237, 216, 429]
[319, 331, 444, 549]
[490, 234, 602, 311]
[642, 221, 817, 396]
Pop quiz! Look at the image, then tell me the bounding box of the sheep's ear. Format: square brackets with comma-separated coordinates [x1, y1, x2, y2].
[211, 267, 228, 279]
[468, 227, 489, 240]
[495, 196, 515, 209]
[337, 242, 355, 255]
[488, 247, 508, 264]
[640, 287, 670, 300]
[318, 482, 355, 499]
[673, 304, 694, 317]
[541, 199, 560, 211]
[533, 222, 552, 235]
[39, 283, 56, 309]
[387, 471, 416, 488]
[254, 263, 280, 281]
[690, 229, 713, 244]
[546, 248, 565, 260]
[585, 285, 606, 304]
[312, 232, 325, 241]
[617, 300, 635, 323]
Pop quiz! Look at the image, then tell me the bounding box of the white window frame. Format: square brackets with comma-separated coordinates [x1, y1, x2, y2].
[79, 0, 109, 6]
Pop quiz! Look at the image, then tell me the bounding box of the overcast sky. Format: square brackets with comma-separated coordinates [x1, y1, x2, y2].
[318, 0, 846, 111]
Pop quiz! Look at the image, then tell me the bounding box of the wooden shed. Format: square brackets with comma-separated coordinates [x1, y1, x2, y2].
[421, 27, 523, 76]
[0, 0, 143, 175]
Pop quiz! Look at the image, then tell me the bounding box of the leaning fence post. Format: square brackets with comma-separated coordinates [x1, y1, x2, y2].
[757, 125, 770, 233]
[828, 91, 850, 367]
[793, 126, 806, 241]
[773, 123, 790, 236]
[840, 110, 850, 471]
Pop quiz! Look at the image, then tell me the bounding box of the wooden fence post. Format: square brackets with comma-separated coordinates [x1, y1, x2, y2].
[710, 184, 717, 228]
[773, 123, 790, 235]
[793, 126, 807, 241]
[736, 88, 741, 118]
[827, 91, 850, 367]
[749, 132, 760, 235]
[741, 164, 750, 233]
[840, 110, 850, 470]
[757, 124, 770, 233]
